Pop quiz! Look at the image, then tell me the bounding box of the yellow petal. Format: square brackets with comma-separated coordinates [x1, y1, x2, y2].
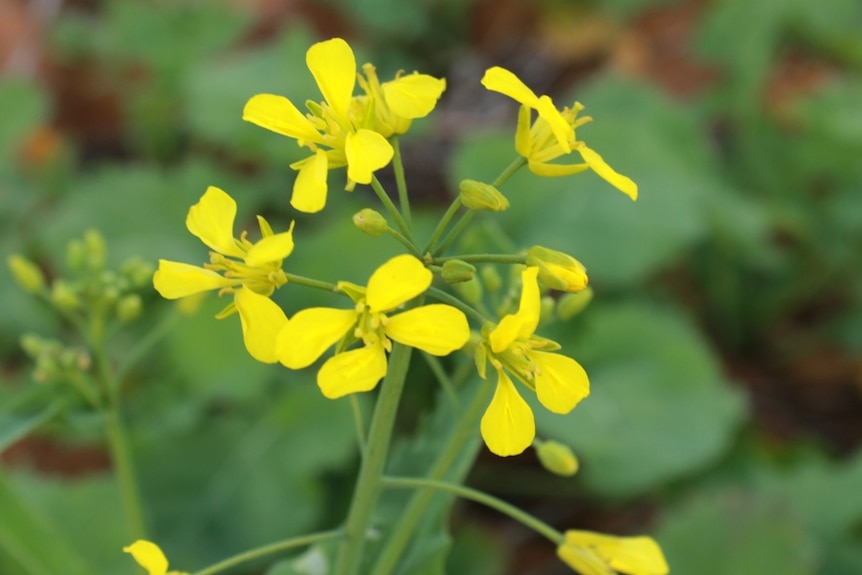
[556, 544, 613, 575]
[242, 94, 322, 144]
[481, 66, 540, 108]
[317, 344, 387, 399]
[246, 221, 295, 266]
[563, 531, 669, 575]
[185, 186, 245, 258]
[515, 105, 533, 158]
[385, 304, 470, 355]
[345, 129, 394, 184]
[535, 95, 572, 153]
[366, 254, 431, 312]
[234, 287, 288, 364]
[382, 73, 446, 119]
[577, 145, 638, 200]
[276, 307, 357, 369]
[292, 149, 329, 213]
[153, 260, 232, 299]
[527, 160, 589, 178]
[480, 369, 535, 457]
[489, 267, 540, 353]
[123, 540, 168, 575]
[531, 351, 589, 414]
[306, 37, 355, 123]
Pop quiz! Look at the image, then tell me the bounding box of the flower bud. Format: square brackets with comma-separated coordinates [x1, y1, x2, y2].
[459, 179, 509, 212]
[526, 246, 588, 292]
[480, 266, 502, 293]
[117, 294, 142, 322]
[121, 257, 156, 289]
[67, 239, 85, 271]
[558, 287, 593, 320]
[51, 280, 81, 311]
[540, 295, 555, 324]
[454, 277, 483, 304]
[8, 254, 45, 293]
[83, 229, 106, 269]
[20, 333, 45, 357]
[535, 439, 579, 477]
[441, 259, 476, 284]
[353, 208, 388, 237]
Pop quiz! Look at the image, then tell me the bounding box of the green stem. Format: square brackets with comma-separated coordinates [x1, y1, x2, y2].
[349, 394, 368, 456]
[492, 156, 527, 188]
[431, 210, 475, 257]
[191, 529, 343, 575]
[371, 175, 414, 244]
[433, 253, 527, 265]
[386, 227, 422, 257]
[424, 197, 462, 255]
[104, 407, 146, 540]
[369, 376, 493, 575]
[391, 137, 412, 228]
[284, 273, 338, 292]
[420, 352, 461, 412]
[333, 343, 413, 575]
[116, 309, 181, 383]
[426, 287, 487, 324]
[383, 476, 563, 544]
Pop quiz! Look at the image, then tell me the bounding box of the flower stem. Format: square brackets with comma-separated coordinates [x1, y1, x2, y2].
[426, 287, 487, 324]
[191, 529, 343, 575]
[424, 197, 462, 255]
[433, 253, 527, 265]
[493, 156, 527, 188]
[386, 227, 422, 257]
[333, 343, 413, 575]
[369, 376, 493, 575]
[371, 175, 414, 244]
[104, 406, 146, 540]
[392, 137, 412, 228]
[284, 273, 338, 292]
[382, 476, 563, 544]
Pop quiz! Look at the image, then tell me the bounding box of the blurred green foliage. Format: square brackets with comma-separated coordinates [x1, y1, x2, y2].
[1, 0, 861, 573]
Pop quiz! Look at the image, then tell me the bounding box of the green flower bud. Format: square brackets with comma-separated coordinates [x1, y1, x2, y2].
[526, 246, 588, 292]
[480, 265, 502, 293]
[51, 280, 81, 311]
[441, 259, 476, 284]
[83, 229, 106, 269]
[459, 179, 510, 212]
[20, 333, 45, 357]
[454, 276, 483, 304]
[120, 257, 156, 289]
[8, 254, 45, 293]
[535, 439, 579, 477]
[117, 294, 142, 322]
[353, 208, 388, 236]
[540, 295, 555, 324]
[558, 287, 593, 320]
[67, 239, 85, 271]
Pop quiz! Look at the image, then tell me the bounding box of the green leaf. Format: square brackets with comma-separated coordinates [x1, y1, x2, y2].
[534, 301, 745, 496]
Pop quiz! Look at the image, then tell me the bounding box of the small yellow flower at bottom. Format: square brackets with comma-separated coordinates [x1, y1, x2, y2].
[123, 540, 188, 575]
[557, 531, 669, 575]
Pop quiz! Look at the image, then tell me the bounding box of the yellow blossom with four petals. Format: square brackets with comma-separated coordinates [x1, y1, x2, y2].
[481, 66, 638, 200]
[277, 254, 469, 399]
[123, 540, 188, 575]
[557, 531, 669, 575]
[477, 267, 589, 456]
[153, 186, 291, 363]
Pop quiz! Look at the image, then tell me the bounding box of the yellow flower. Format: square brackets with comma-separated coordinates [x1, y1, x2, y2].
[481, 66, 638, 200]
[526, 245, 588, 292]
[477, 267, 589, 456]
[153, 186, 290, 363]
[123, 540, 188, 575]
[277, 254, 470, 399]
[557, 531, 669, 575]
[244, 38, 442, 214]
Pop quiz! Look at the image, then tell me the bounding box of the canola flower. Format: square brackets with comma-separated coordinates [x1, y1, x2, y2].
[153, 186, 291, 363]
[277, 254, 469, 399]
[124, 540, 187, 575]
[477, 267, 589, 456]
[557, 531, 669, 575]
[481, 66, 638, 200]
[243, 38, 445, 213]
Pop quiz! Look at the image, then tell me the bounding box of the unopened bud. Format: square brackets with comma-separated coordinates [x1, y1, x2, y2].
[535, 439, 579, 477]
[51, 280, 81, 311]
[67, 239, 85, 271]
[83, 229, 106, 269]
[20, 333, 44, 357]
[540, 296, 555, 324]
[459, 179, 509, 212]
[526, 246, 588, 292]
[441, 259, 476, 284]
[117, 294, 142, 322]
[454, 277, 483, 304]
[121, 257, 156, 288]
[480, 266, 502, 293]
[8, 254, 45, 293]
[353, 209, 389, 237]
[558, 287, 593, 320]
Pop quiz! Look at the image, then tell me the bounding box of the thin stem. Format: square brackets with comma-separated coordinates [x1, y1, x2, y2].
[492, 156, 527, 188]
[104, 407, 146, 540]
[424, 197, 462, 255]
[369, 376, 492, 575]
[333, 343, 413, 575]
[371, 175, 414, 244]
[383, 476, 563, 544]
[391, 137, 412, 227]
[386, 227, 422, 257]
[431, 210, 475, 257]
[191, 529, 343, 575]
[420, 352, 460, 412]
[284, 273, 339, 292]
[426, 287, 487, 324]
[116, 309, 181, 383]
[349, 395, 368, 456]
[433, 253, 527, 265]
